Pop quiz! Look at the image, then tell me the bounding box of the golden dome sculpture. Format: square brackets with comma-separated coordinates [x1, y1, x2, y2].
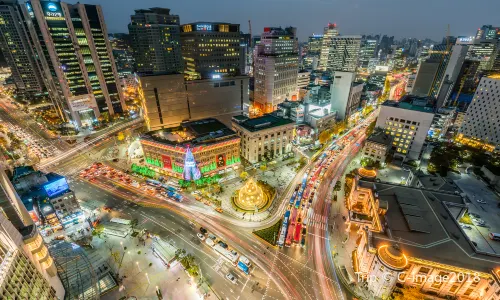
[234, 177, 268, 212]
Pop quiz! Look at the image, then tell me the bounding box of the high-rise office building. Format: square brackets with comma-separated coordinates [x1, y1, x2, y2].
[412, 44, 451, 98]
[307, 34, 323, 56]
[457, 75, 500, 152]
[330, 71, 363, 120]
[253, 27, 299, 112]
[435, 45, 468, 108]
[0, 166, 64, 298]
[359, 38, 377, 68]
[181, 22, 243, 79]
[319, 23, 339, 70]
[0, 0, 45, 99]
[468, 39, 498, 72]
[23, 0, 125, 127]
[321, 36, 361, 72]
[475, 25, 500, 40]
[128, 8, 182, 74]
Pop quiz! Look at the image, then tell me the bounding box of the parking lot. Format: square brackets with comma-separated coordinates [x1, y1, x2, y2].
[455, 174, 500, 254]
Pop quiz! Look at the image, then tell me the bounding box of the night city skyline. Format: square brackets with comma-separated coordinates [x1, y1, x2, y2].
[79, 0, 499, 41]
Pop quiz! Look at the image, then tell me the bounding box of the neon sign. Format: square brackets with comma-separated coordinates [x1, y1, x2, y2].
[46, 2, 62, 17]
[47, 3, 58, 11]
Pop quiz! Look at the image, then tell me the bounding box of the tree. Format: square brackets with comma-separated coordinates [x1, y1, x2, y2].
[92, 224, 104, 237]
[260, 164, 267, 171]
[392, 286, 426, 300]
[117, 132, 125, 141]
[378, 77, 391, 103]
[333, 181, 342, 192]
[239, 171, 249, 180]
[365, 120, 377, 136]
[318, 129, 332, 144]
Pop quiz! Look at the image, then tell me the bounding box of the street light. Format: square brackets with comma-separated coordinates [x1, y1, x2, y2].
[136, 261, 141, 272]
[145, 272, 150, 284]
[120, 241, 124, 250]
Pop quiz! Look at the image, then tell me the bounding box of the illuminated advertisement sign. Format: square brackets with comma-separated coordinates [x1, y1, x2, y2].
[45, 2, 62, 17]
[212, 74, 221, 79]
[216, 154, 226, 168]
[457, 36, 474, 45]
[162, 155, 172, 170]
[44, 178, 69, 197]
[196, 24, 212, 31]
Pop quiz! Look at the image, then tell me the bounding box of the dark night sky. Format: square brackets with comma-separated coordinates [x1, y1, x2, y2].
[79, 0, 499, 42]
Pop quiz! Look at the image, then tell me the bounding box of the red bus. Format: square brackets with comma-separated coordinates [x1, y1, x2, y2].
[294, 220, 302, 243]
[285, 209, 298, 247]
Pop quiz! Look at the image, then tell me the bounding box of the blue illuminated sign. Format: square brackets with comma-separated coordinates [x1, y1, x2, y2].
[47, 3, 58, 12]
[26, 3, 32, 12]
[44, 178, 69, 197]
[196, 24, 212, 31]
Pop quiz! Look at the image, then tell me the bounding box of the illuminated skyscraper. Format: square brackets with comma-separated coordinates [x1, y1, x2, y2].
[359, 39, 378, 68]
[321, 35, 361, 72]
[254, 27, 299, 112]
[180, 22, 244, 79]
[318, 23, 339, 70]
[22, 0, 125, 127]
[0, 0, 45, 99]
[128, 8, 182, 74]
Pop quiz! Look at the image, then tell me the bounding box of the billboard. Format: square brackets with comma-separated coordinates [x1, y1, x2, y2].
[216, 154, 226, 168]
[162, 155, 172, 170]
[44, 178, 69, 197]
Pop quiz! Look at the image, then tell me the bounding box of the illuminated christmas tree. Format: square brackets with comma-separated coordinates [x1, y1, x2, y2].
[183, 147, 201, 181]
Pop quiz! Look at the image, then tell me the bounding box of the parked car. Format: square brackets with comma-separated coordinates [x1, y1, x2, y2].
[197, 233, 206, 241]
[460, 224, 472, 230]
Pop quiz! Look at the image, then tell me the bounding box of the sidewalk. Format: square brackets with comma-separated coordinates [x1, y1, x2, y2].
[95, 233, 210, 300]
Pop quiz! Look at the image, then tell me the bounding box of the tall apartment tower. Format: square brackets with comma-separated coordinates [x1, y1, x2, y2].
[23, 0, 125, 127]
[128, 8, 182, 74]
[318, 23, 339, 70]
[0, 0, 45, 99]
[254, 27, 299, 112]
[322, 35, 361, 72]
[181, 22, 243, 79]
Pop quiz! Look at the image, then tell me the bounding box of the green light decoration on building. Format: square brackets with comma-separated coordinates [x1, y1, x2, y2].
[172, 164, 183, 173]
[145, 157, 162, 168]
[178, 174, 221, 188]
[226, 156, 240, 166]
[131, 164, 156, 178]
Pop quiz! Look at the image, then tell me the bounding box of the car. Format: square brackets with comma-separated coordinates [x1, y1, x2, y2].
[208, 234, 217, 241]
[200, 227, 207, 234]
[197, 233, 206, 241]
[215, 207, 223, 213]
[402, 167, 411, 172]
[472, 219, 485, 226]
[476, 199, 487, 204]
[460, 224, 472, 230]
[218, 241, 228, 249]
[225, 273, 238, 284]
[469, 213, 481, 218]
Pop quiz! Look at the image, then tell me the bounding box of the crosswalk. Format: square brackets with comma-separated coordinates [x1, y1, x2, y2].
[306, 212, 328, 231]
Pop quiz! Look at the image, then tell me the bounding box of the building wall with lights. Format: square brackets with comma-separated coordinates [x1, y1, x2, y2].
[457, 75, 500, 152]
[138, 73, 249, 131]
[232, 114, 294, 163]
[180, 22, 244, 79]
[140, 118, 241, 179]
[376, 99, 434, 160]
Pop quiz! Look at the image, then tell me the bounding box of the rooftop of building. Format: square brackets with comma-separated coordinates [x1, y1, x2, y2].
[141, 118, 238, 147]
[366, 131, 392, 146]
[382, 95, 435, 113]
[232, 113, 295, 132]
[364, 181, 500, 273]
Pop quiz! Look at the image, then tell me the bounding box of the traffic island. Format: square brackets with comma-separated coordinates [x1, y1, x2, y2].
[252, 219, 282, 246]
[230, 178, 276, 213]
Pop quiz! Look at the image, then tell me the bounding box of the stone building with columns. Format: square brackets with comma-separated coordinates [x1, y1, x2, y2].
[348, 179, 500, 300]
